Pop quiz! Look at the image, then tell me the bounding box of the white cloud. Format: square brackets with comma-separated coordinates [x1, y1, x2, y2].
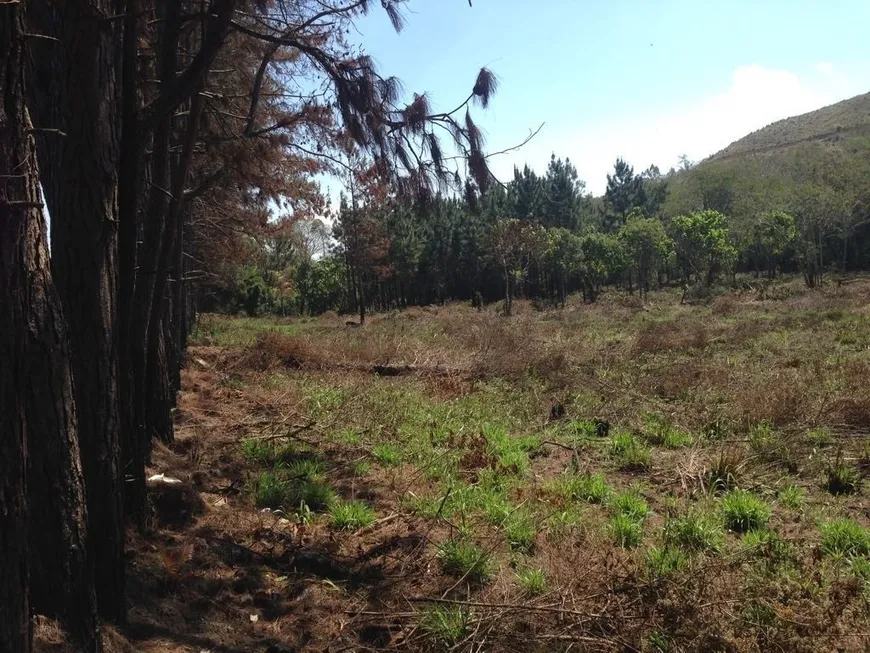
[814, 61, 834, 75]
[490, 63, 862, 195]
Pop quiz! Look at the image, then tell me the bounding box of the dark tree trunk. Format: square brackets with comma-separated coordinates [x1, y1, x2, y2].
[0, 8, 34, 651]
[27, 0, 126, 624]
[1, 4, 100, 650]
[118, 0, 148, 521]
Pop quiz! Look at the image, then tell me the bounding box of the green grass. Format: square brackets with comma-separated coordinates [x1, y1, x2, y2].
[826, 461, 861, 495]
[241, 437, 296, 467]
[249, 470, 334, 513]
[556, 472, 609, 503]
[819, 519, 870, 558]
[665, 511, 725, 553]
[241, 438, 275, 465]
[482, 424, 539, 475]
[609, 513, 644, 548]
[778, 483, 804, 510]
[806, 427, 834, 448]
[545, 508, 583, 541]
[705, 449, 742, 494]
[608, 432, 652, 471]
[436, 538, 493, 584]
[502, 508, 537, 552]
[284, 458, 326, 482]
[349, 459, 371, 477]
[645, 546, 688, 580]
[516, 567, 548, 595]
[420, 605, 473, 648]
[748, 422, 795, 469]
[610, 489, 649, 521]
[251, 471, 290, 509]
[720, 489, 770, 533]
[642, 413, 693, 448]
[371, 443, 402, 467]
[292, 479, 335, 510]
[329, 500, 377, 531]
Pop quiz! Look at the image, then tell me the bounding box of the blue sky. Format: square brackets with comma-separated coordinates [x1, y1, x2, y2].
[348, 0, 870, 195]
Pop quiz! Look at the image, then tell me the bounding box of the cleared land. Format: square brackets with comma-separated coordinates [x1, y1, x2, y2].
[114, 278, 870, 653]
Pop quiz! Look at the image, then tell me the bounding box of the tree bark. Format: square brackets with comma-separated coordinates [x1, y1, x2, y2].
[27, 0, 126, 624]
[0, 8, 34, 651]
[117, 0, 148, 521]
[2, 3, 100, 650]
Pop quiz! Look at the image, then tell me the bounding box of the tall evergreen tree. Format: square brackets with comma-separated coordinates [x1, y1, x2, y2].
[604, 157, 646, 229]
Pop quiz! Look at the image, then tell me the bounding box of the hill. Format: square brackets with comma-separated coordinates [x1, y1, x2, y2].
[663, 92, 870, 263]
[707, 91, 870, 162]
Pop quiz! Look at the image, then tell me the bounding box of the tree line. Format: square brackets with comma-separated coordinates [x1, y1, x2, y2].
[0, 2, 499, 651]
[224, 143, 870, 319]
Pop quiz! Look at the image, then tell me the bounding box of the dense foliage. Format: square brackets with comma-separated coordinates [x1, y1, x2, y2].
[219, 133, 870, 317]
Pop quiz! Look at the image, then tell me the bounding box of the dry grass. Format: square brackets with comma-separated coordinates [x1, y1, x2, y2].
[114, 276, 870, 652]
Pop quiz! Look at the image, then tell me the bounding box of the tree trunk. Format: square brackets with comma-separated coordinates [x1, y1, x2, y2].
[27, 0, 126, 624]
[0, 8, 34, 651]
[117, 0, 148, 521]
[1, 4, 100, 650]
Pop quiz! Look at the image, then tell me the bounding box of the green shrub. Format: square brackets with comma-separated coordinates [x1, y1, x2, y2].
[820, 519, 870, 558]
[329, 500, 376, 531]
[721, 489, 770, 533]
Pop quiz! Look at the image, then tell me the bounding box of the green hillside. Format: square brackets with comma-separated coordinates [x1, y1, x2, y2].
[708, 91, 870, 161]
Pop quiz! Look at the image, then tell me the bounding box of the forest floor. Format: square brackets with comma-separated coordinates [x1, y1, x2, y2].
[55, 277, 870, 653]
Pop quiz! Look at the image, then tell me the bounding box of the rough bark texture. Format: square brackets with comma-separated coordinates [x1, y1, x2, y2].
[2, 3, 100, 651]
[0, 9, 33, 653]
[27, 0, 126, 624]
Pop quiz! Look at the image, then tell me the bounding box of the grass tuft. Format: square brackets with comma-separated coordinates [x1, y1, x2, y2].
[420, 605, 473, 648]
[437, 538, 493, 584]
[608, 432, 652, 472]
[610, 489, 649, 521]
[720, 489, 770, 533]
[609, 513, 644, 548]
[645, 546, 688, 580]
[329, 500, 377, 531]
[251, 471, 289, 509]
[826, 460, 861, 495]
[665, 510, 725, 553]
[777, 483, 804, 510]
[557, 472, 609, 503]
[516, 567, 548, 595]
[371, 443, 402, 467]
[819, 518, 870, 558]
